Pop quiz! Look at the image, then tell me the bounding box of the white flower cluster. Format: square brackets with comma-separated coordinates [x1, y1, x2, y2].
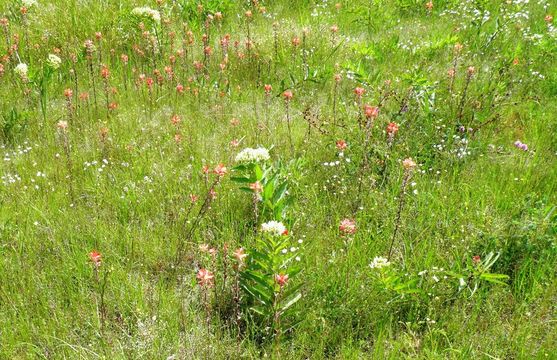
[14, 63, 28, 78]
[369, 256, 391, 269]
[47, 54, 61, 69]
[261, 221, 286, 237]
[22, 0, 37, 8]
[235, 147, 270, 163]
[132, 7, 161, 24]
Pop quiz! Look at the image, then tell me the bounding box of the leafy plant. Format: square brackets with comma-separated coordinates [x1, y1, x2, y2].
[240, 228, 302, 343]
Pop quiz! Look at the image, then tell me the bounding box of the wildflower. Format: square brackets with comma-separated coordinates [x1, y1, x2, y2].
[402, 158, 417, 170]
[425, 1, 433, 11]
[214, 163, 228, 177]
[64, 88, 73, 98]
[176, 84, 184, 93]
[514, 140, 528, 151]
[22, 0, 37, 8]
[283, 90, 293, 101]
[196, 268, 214, 287]
[245, 10, 252, 18]
[291, 37, 301, 47]
[447, 68, 455, 78]
[472, 255, 481, 265]
[386, 122, 399, 136]
[261, 221, 287, 237]
[233, 248, 248, 263]
[369, 256, 391, 269]
[100, 66, 110, 79]
[264, 84, 272, 95]
[336, 139, 347, 151]
[334, 74, 342, 83]
[47, 54, 62, 69]
[120, 54, 129, 63]
[89, 250, 102, 266]
[131, 6, 161, 24]
[275, 274, 289, 288]
[545, 15, 553, 23]
[14, 63, 28, 79]
[466, 66, 475, 77]
[354, 87, 365, 97]
[189, 194, 199, 203]
[171, 114, 181, 125]
[339, 218, 356, 235]
[330, 25, 339, 33]
[235, 147, 270, 163]
[249, 181, 263, 193]
[56, 121, 68, 131]
[364, 104, 379, 119]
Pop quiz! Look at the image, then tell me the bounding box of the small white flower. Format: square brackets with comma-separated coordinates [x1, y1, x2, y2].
[132, 6, 161, 24]
[235, 147, 270, 163]
[47, 54, 62, 69]
[22, 0, 37, 8]
[14, 63, 28, 78]
[369, 256, 391, 269]
[260, 221, 286, 236]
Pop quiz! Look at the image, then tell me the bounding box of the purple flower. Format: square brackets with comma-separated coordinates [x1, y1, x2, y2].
[514, 140, 529, 152]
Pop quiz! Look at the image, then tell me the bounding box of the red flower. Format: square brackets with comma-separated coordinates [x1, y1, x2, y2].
[472, 255, 481, 265]
[100, 66, 110, 79]
[283, 90, 293, 101]
[354, 87, 365, 97]
[89, 251, 102, 266]
[275, 273, 289, 287]
[386, 122, 399, 136]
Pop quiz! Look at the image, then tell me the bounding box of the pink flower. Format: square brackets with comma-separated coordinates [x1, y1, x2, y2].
[264, 84, 272, 95]
[275, 273, 289, 287]
[64, 88, 73, 98]
[197, 268, 214, 287]
[214, 163, 228, 177]
[472, 255, 481, 265]
[364, 104, 379, 119]
[171, 114, 181, 125]
[283, 90, 293, 101]
[402, 158, 417, 170]
[249, 181, 263, 193]
[233, 248, 248, 263]
[336, 139, 347, 150]
[354, 87, 365, 97]
[176, 84, 184, 93]
[339, 218, 357, 235]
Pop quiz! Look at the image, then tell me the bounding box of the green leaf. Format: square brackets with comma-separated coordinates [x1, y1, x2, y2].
[280, 292, 301, 312]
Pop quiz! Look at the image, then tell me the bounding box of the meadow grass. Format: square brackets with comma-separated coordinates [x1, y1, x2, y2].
[1, 0, 556, 358]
